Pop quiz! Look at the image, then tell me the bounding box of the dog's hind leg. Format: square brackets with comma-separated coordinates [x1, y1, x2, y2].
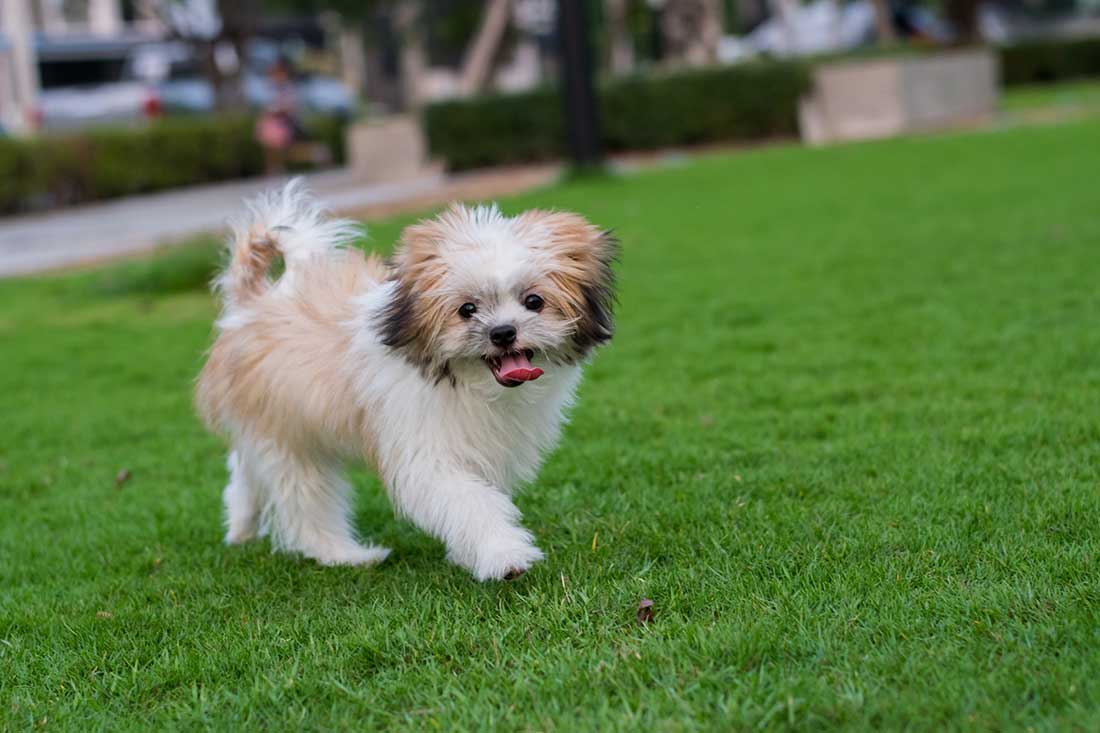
[251, 442, 390, 567]
[223, 448, 262, 544]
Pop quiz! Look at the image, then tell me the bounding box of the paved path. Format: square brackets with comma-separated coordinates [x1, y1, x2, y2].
[0, 165, 559, 278]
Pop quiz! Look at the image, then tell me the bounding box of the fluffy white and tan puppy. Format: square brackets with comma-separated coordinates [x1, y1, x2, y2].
[195, 182, 617, 580]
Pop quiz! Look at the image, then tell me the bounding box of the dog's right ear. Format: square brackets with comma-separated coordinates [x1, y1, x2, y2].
[378, 213, 451, 362]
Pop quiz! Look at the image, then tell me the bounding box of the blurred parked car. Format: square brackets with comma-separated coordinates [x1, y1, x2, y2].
[40, 81, 159, 129]
[37, 34, 161, 129]
[36, 39, 353, 129]
[126, 41, 355, 117]
[126, 41, 214, 113]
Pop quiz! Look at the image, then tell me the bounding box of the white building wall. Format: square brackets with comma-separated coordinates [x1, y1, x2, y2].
[0, 0, 41, 134]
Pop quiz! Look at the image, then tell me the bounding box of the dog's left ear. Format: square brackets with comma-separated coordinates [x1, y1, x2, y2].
[519, 210, 619, 356]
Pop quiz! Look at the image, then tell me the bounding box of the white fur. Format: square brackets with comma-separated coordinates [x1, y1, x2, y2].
[202, 183, 598, 580]
[348, 292, 581, 578]
[215, 178, 363, 317]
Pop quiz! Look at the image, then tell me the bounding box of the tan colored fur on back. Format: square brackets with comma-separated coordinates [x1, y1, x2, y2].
[197, 249, 382, 461]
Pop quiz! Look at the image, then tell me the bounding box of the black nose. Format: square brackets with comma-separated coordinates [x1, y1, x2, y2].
[489, 324, 517, 347]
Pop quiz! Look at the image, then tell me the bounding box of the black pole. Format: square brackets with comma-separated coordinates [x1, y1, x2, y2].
[557, 0, 603, 170]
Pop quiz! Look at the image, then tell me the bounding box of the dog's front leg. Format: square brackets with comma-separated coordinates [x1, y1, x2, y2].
[386, 464, 543, 581]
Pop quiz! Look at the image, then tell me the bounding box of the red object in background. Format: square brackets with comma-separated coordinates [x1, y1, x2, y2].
[26, 106, 43, 130]
[257, 114, 293, 150]
[143, 94, 162, 118]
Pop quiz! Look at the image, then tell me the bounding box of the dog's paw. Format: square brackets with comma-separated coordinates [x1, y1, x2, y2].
[466, 532, 544, 582]
[310, 543, 392, 567]
[224, 526, 258, 545]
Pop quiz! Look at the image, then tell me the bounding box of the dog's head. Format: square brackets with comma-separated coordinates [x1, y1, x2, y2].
[379, 204, 618, 387]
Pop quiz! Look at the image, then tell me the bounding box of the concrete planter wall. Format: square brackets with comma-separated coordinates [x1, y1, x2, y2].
[346, 115, 432, 184]
[799, 48, 999, 145]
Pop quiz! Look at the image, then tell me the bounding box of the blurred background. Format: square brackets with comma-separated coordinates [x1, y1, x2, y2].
[1, 0, 1099, 272]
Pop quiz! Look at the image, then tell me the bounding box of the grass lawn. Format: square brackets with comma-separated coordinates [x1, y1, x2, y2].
[1002, 78, 1100, 114]
[3, 120, 1100, 731]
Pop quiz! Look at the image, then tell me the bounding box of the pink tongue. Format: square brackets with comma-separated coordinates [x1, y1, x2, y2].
[498, 352, 543, 382]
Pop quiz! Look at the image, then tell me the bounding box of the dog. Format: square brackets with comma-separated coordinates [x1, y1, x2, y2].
[195, 182, 617, 580]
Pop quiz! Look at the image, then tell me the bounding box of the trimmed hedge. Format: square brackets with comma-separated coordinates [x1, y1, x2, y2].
[1000, 37, 1100, 86]
[0, 115, 347, 215]
[424, 61, 810, 171]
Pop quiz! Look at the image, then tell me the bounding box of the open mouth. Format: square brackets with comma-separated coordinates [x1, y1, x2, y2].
[484, 349, 543, 388]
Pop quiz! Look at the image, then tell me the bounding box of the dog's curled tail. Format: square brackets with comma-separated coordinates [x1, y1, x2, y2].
[215, 179, 363, 305]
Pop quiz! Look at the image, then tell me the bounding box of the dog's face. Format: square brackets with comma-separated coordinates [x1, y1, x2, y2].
[379, 205, 617, 387]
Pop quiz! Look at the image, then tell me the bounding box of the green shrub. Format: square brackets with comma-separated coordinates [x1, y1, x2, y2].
[602, 63, 808, 148]
[424, 61, 810, 171]
[424, 89, 562, 171]
[0, 114, 347, 215]
[1000, 37, 1100, 86]
[306, 114, 350, 165]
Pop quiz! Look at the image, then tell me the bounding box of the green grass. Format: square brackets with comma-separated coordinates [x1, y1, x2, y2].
[3, 120, 1100, 731]
[1002, 79, 1100, 115]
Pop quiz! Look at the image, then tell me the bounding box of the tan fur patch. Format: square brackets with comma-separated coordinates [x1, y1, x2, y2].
[515, 210, 619, 356]
[197, 250, 380, 462]
[378, 211, 465, 373]
[228, 229, 279, 301]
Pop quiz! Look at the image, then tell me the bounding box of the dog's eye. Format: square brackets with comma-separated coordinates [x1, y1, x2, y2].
[524, 294, 544, 312]
[458, 303, 477, 319]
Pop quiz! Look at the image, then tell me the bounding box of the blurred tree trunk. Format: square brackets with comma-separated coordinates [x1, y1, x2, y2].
[606, 0, 634, 75]
[363, 34, 402, 111]
[659, 0, 722, 67]
[89, 0, 125, 34]
[734, 0, 768, 32]
[339, 26, 367, 98]
[459, 0, 512, 95]
[151, 0, 256, 112]
[767, 0, 798, 54]
[212, 0, 256, 112]
[944, 0, 981, 43]
[394, 0, 426, 111]
[558, 0, 603, 168]
[870, 0, 896, 45]
[700, 0, 723, 62]
[828, 0, 843, 49]
[360, 6, 404, 113]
